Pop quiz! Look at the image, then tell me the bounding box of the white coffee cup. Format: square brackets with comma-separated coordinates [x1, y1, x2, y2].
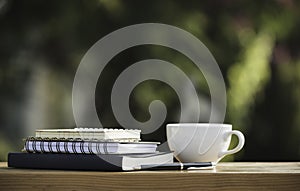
[167, 123, 245, 163]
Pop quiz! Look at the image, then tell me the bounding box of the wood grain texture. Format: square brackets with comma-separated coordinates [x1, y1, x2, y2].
[0, 162, 299, 191]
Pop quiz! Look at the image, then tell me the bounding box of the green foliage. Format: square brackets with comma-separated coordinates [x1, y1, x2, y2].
[0, 0, 300, 161]
[0, 133, 13, 162]
[228, 32, 274, 131]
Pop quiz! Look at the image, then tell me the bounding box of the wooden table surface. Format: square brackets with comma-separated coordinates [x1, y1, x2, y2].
[0, 162, 299, 190]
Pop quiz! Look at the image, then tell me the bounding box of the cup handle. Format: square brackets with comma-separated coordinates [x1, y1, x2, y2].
[218, 130, 245, 158]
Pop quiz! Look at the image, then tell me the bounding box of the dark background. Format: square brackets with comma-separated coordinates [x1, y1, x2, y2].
[0, 0, 300, 161]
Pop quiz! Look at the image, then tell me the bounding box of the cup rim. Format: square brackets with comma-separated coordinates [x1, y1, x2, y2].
[167, 123, 232, 128]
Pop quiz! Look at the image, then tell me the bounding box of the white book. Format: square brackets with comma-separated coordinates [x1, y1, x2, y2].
[35, 128, 141, 142]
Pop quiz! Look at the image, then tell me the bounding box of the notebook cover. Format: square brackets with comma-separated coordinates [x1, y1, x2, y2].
[8, 152, 123, 171]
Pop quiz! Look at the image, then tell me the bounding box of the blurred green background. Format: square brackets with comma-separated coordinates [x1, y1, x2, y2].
[0, 0, 300, 162]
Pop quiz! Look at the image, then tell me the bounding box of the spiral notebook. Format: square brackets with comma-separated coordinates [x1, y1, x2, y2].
[23, 137, 159, 154]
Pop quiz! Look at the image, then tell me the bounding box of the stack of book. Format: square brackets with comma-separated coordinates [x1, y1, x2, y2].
[8, 128, 173, 171]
